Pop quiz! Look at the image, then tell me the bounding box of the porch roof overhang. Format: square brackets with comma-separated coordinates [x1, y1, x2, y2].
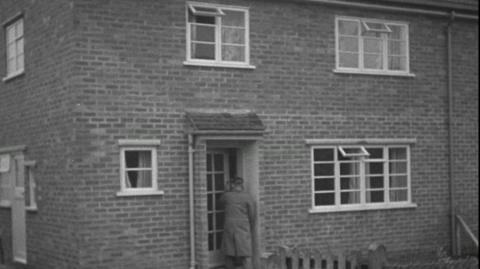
[186, 111, 266, 136]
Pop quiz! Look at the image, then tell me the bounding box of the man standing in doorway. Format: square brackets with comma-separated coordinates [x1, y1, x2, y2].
[221, 176, 257, 269]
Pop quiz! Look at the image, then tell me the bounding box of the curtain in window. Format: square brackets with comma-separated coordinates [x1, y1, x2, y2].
[137, 152, 151, 188]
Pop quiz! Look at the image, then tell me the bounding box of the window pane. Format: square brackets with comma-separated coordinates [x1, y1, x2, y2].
[222, 27, 245, 44]
[7, 26, 16, 42]
[214, 174, 224, 191]
[362, 31, 382, 38]
[389, 175, 407, 188]
[367, 176, 384, 188]
[314, 148, 334, 162]
[389, 147, 407, 160]
[340, 177, 360, 190]
[314, 178, 334, 191]
[7, 58, 16, 75]
[366, 162, 383, 175]
[339, 36, 358, 52]
[364, 38, 382, 53]
[364, 54, 383, 69]
[367, 190, 384, 203]
[207, 194, 213, 211]
[207, 174, 213, 191]
[389, 161, 407, 174]
[388, 24, 406, 40]
[192, 15, 215, 24]
[216, 231, 223, 249]
[208, 213, 213, 231]
[16, 20, 23, 37]
[315, 193, 335, 206]
[216, 212, 224, 230]
[126, 170, 152, 188]
[214, 154, 224, 171]
[191, 24, 215, 42]
[7, 43, 16, 59]
[17, 54, 24, 71]
[388, 56, 407, 71]
[390, 189, 408, 201]
[125, 151, 152, 168]
[222, 10, 245, 27]
[340, 162, 360, 176]
[364, 21, 389, 32]
[192, 43, 215, 60]
[215, 193, 223, 210]
[366, 148, 383, 159]
[338, 20, 358, 35]
[339, 52, 358, 68]
[388, 40, 406, 56]
[341, 192, 360, 204]
[314, 163, 334, 176]
[208, 233, 214, 250]
[221, 45, 245, 62]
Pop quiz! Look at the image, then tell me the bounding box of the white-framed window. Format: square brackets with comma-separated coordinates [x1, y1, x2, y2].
[4, 17, 24, 79]
[25, 161, 37, 211]
[185, 2, 252, 68]
[311, 144, 414, 212]
[0, 154, 12, 207]
[117, 139, 163, 196]
[335, 16, 411, 76]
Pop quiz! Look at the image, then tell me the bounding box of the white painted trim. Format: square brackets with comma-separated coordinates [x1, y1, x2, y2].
[183, 61, 256, 69]
[0, 145, 26, 154]
[118, 139, 161, 146]
[2, 70, 25, 82]
[308, 202, 417, 213]
[116, 190, 165, 197]
[305, 138, 417, 145]
[335, 16, 411, 74]
[119, 146, 158, 193]
[0, 201, 12, 207]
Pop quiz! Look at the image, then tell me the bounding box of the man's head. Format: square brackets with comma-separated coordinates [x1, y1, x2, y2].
[230, 176, 244, 190]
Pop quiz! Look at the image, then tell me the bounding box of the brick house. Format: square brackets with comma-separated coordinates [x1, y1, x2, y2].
[0, 0, 478, 268]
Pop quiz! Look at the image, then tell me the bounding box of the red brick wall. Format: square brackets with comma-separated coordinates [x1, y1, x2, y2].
[0, 0, 477, 268]
[0, 0, 79, 268]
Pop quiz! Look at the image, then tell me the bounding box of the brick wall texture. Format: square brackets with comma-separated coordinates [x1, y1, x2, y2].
[0, 0, 478, 269]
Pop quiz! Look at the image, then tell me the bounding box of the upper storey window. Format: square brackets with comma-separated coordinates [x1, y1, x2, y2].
[335, 16, 411, 76]
[4, 17, 24, 80]
[185, 2, 252, 68]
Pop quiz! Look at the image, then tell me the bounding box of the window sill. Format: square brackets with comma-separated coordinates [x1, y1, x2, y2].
[308, 202, 417, 214]
[333, 69, 415, 77]
[2, 70, 25, 82]
[116, 190, 165, 197]
[26, 206, 38, 212]
[183, 60, 256, 70]
[0, 201, 11, 208]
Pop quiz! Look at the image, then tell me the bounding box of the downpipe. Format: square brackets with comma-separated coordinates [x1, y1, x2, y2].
[446, 11, 456, 257]
[188, 134, 196, 269]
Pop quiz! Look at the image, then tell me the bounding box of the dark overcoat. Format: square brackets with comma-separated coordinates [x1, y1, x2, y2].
[221, 191, 256, 257]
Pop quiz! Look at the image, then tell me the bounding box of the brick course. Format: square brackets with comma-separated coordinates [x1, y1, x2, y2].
[0, 0, 478, 268]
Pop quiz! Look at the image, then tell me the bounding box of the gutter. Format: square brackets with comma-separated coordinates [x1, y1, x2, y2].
[446, 11, 456, 256]
[188, 134, 196, 269]
[305, 0, 478, 20]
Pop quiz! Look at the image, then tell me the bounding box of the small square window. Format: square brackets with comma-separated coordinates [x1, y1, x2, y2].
[362, 21, 392, 33]
[338, 146, 369, 157]
[117, 140, 163, 196]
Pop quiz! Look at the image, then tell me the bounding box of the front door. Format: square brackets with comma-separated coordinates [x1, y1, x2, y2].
[12, 155, 27, 263]
[206, 151, 229, 268]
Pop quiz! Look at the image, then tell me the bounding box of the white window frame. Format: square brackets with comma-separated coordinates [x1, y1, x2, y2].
[116, 139, 164, 197]
[184, 2, 255, 69]
[3, 16, 25, 81]
[309, 141, 417, 213]
[334, 16, 413, 77]
[0, 154, 12, 207]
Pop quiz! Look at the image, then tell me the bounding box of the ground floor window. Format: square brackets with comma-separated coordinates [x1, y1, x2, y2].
[0, 154, 12, 207]
[311, 144, 411, 211]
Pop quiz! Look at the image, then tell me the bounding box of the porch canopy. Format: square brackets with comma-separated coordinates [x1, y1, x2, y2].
[186, 111, 266, 135]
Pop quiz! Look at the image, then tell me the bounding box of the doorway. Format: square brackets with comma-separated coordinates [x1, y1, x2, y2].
[205, 141, 260, 269]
